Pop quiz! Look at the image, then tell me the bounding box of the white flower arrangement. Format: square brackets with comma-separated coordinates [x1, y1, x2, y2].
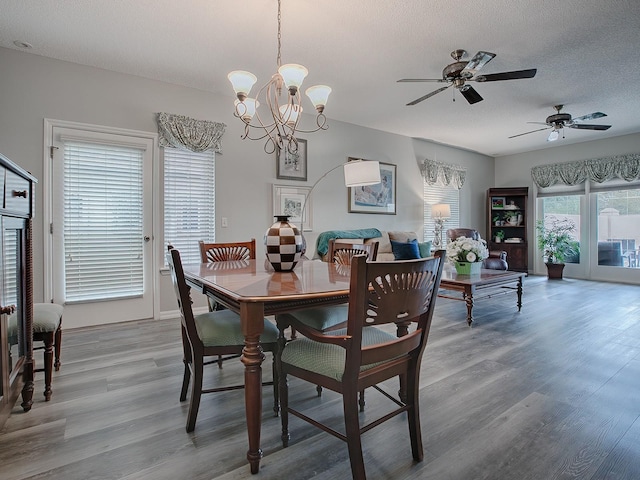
[446, 236, 489, 264]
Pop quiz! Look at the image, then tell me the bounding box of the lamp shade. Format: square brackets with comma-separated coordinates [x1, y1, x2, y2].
[432, 203, 451, 219]
[234, 98, 259, 122]
[228, 71, 257, 98]
[343, 160, 381, 187]
[279, 103, 302, 126]
[278, 64, 308, 91]
[305, 85, 332, 112]
[547, 130, 559, 142]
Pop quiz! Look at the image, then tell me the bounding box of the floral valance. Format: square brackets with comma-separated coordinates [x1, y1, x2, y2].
[418, 158, 466, 189]
[156, 112, 226, 153]
[531, 153, 640, 188]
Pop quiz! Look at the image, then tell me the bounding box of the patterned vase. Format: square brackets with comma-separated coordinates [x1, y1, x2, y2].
[264, 215, 304, 272]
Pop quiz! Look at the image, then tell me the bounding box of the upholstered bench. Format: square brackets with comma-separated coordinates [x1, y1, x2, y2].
[33, 303, 64, 401]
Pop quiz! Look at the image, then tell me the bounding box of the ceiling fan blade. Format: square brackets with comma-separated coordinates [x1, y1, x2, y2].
[571, 112, 607, 122]
[461, 51, 496, 76]
[397, 78, 446, 83]
[460, 85, 483, 104]
[508, 126, 551, 139]
[526, 121, 549, 126]
[406, 85, 451, 106]
[568, 124, 611, 131]
[475, 69, 537, 82]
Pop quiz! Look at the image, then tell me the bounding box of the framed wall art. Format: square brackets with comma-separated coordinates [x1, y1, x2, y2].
[348, 160, 396, 214]
[276, 138, 307, 181]
[491, 197, 506, 209]
[272, 184, 312, 231]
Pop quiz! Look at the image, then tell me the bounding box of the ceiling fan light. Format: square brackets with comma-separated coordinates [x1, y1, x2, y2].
[547, 130, 559, 142]
[305, 85, 331, 113]
[278, 64, 308, 94]
[228, 71, 257, 100]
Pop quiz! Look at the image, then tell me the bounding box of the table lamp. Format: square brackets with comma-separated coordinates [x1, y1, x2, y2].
[431, 203, 451, 249]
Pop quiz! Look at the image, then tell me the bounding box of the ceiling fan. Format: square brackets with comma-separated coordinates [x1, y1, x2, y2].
[398, 49, 537, 106]
[509, 105, 612, 142]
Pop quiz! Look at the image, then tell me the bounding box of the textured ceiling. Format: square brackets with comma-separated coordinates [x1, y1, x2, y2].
[2, 0, 640, 157]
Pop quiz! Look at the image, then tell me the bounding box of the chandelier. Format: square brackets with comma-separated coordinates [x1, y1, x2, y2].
[228, 0, 331, 155]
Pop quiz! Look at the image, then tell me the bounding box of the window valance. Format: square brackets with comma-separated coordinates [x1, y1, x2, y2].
[418, 158, 466, 189]
[531, 153, 640, 188]
[156, 112, 226, 153]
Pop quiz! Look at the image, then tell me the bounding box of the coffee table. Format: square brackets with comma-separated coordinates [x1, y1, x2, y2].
[438, 266, 526, 325]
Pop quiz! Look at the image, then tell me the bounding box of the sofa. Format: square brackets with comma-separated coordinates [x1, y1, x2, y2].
[316, 228, 508, 270]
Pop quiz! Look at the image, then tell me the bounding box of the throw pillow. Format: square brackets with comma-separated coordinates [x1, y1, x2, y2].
[391, 239, 421, 260]
[418, 241, 432, 258]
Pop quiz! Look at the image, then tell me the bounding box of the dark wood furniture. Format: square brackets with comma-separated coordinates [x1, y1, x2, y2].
[278, 254, 445, 480]
[32, 303, 64, 401]
[198, 239, 257, 366]
[182, 258, 352, 474]
[487, 187, 529, 272]
[439, 267, 526, 325]
[166, 247, 279, 433]
[0, 152, 36, 428]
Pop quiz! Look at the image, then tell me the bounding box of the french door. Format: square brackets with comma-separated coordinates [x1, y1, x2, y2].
[537, 186, 640, 284]
[46, 121, 155, 328]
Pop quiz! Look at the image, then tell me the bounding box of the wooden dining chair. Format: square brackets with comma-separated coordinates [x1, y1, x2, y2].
[198, 239, 256, 367]
[276, 240, 379, 406]
[167, 246, 279, 432]
[278, 253, 445, 479]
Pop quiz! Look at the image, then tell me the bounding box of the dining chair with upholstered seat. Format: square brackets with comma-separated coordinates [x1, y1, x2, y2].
[278, 252, 445, 479]
[198, 239, 256, 367]
[167, 246, 280, 432]
[276, 239, 379, 407]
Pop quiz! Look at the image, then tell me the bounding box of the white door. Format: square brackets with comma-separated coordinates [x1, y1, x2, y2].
[48, 123, 155, 328]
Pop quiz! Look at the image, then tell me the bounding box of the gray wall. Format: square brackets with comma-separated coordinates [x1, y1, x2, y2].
[0, 46, 496, 322]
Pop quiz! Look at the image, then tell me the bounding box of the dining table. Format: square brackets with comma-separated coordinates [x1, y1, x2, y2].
[181, 258, 352, 474]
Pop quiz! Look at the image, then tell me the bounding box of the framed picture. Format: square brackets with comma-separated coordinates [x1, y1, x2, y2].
[492, 197, 506, 209]
[348, 160, 396, 215]
[276, 138, 307, 181]
[272, 184, 312, 231]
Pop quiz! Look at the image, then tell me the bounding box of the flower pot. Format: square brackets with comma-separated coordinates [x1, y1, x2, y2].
[454, 261, 482, 275]
[545, 262, 565, 280]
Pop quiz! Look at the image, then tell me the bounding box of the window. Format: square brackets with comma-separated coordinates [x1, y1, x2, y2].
[423, 182, 460, 242]
[163, 148, 215, 264]
[63, 141, 145, 302]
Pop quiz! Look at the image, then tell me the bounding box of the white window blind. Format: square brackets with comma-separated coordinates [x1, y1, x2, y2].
[423, 181, 460, 242]
[63, 142, 144, 302]
[163, 148, 215, 264]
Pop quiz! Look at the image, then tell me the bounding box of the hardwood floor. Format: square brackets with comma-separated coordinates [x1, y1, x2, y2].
[1, 276, 639, 479]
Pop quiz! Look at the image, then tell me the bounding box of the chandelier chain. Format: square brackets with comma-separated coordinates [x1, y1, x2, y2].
[276, 0, 282, 67]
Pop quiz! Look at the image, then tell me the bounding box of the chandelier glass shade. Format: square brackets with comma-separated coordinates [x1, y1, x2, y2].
[228, 0, 331, 155]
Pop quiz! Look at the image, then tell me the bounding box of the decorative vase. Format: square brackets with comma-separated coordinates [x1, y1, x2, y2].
[264, 215, 304, 272]
[454, 261, 482, 275]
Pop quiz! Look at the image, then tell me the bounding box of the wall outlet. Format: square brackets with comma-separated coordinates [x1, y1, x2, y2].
[221, 217, 228, 228]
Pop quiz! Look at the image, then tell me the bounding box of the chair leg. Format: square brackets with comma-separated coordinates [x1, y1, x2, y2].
[54, 323, 62, 371]
[343, 387, 366, 480]
[272, 354, 279, 417]
[358, 389, 365, 412]
[279, 370, 290, 447]
[180, 358, 191, 402]
[406, 367, 424, 462]
[217, 354, 223, 368]
[42, 332, 54, 401]
[185, 356, 203, 433]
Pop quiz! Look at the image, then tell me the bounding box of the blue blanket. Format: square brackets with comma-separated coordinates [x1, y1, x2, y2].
[315, 228, 383, 256]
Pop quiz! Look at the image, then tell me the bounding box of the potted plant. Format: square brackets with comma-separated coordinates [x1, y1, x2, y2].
[494, 230, 505, 243]
[493, 215, 502, 226]
[446, 236, 489, 275]
[535, 216, 577, 279]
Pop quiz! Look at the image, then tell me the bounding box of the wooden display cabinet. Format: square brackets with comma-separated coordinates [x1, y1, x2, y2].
[487, 187, 529, 272]
[0, 152, 36, 428]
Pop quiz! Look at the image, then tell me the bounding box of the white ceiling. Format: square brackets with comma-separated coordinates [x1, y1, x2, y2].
[2, 0, 640, 157]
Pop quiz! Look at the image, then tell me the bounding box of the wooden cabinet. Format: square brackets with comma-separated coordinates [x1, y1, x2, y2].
[0, 152, 36, 428]
[487, 187, 529, 272]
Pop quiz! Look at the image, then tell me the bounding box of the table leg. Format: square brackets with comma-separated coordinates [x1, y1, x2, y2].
[241, 302, 266, 474]
[463, 290, 474, 326]
[517, 276, 523, 311]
